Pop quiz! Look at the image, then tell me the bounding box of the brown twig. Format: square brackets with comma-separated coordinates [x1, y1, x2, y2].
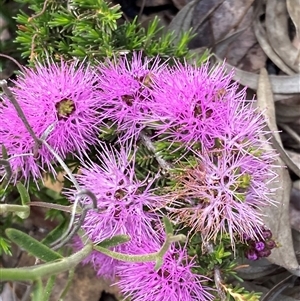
[0, 53, 26, 73]
[138, 0, 146, 22]
[0, 80, 41, 148]
[28, 0, 51, 22]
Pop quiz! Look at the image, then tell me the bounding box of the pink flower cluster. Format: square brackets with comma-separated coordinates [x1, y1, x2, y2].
[0, 60, 100, 182]
[0, 53, 277, 300]
[69, 145, 213, 300]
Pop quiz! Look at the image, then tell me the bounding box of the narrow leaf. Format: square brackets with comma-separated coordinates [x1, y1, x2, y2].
[0, 243, 93, 281]
[6, 228, 62, 262]
[17, 182, 30, 205]
[94, 245, 156, 262]
[32, 278, 43, 301]
[214, 55, 300, 94]
[0, 204, 30, 219]
[44, 275, 56, 301]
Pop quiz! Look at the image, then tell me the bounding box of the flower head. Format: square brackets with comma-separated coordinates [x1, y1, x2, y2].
[167, 144, 277, 246]
[64, 142, 163, 278]
[0, 60, 100, 182]
[143, 62, 248, 148]
[116, 241, 214, 301]
[96, 52, 165, 141]
[65, 142, 163, 278]
[64, 143, 161, 243]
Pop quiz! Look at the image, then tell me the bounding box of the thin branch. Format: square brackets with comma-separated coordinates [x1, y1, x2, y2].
[28, 202, 76, 213]
[205, 242, 227, 301]
[138, 0, 145, 21]
[0, 53, 26, 73]
[51, 205, 92, 251]
[51, 191, 98, 250]
[0, 80, 41, 147]
[140, 131, 172, 171]
[28, 0, 51, 22]
[42, 141, 81, 191]
[279, 123, 300, 145]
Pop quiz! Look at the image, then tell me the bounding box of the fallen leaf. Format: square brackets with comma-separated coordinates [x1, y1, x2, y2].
[265, 0, 300, 73]
[286, 0, 300, 40]
[136, 0, 172, 6]
[253, 2, 296, 76]
[257, 68, 300, 274]
[168, 0, 196, 45]
[236, 258, 280, 280]
[215, 56, 300, 94]
[172, 0, 188, 9]
[276, 100, 300, 123]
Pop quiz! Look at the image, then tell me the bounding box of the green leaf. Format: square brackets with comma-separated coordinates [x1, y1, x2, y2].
[94, 245, 156, 262]
[17, 182, 30, 205]
[6, 228, 62, 262]
[0, 204, 30, 219]
[0, 244, 93, 281]
[48, 12, 75, 27]
[58, 269, 75, 300]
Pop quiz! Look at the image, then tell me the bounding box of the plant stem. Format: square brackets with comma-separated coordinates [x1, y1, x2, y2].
[0, 204, 29, 215]
[0, 80, 41, 148]
[0, 243, 93, 281]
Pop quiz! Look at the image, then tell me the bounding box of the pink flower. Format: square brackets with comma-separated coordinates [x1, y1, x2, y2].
[142, 62, 241, 148]
[65, 143, 161, 242]
[64, 142, 163, 278]
[116, 241, 214, 301]
[167, 145, 277, 246]
[0, 60, 100, 183]
[96, 52, 165, 141]
[131, 59, 278, 247]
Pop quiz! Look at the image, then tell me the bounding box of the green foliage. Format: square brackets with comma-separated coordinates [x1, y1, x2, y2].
[135, 143, 158, 176]
[206, 244, 232, 268]
[6, 228, 63, 261]
[14, 0, 195, 63]
[186, 233, 242, 283]
[0, 0, 26, 75]
[223, 283, 262, 301]
[0, 236, 12, 256]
